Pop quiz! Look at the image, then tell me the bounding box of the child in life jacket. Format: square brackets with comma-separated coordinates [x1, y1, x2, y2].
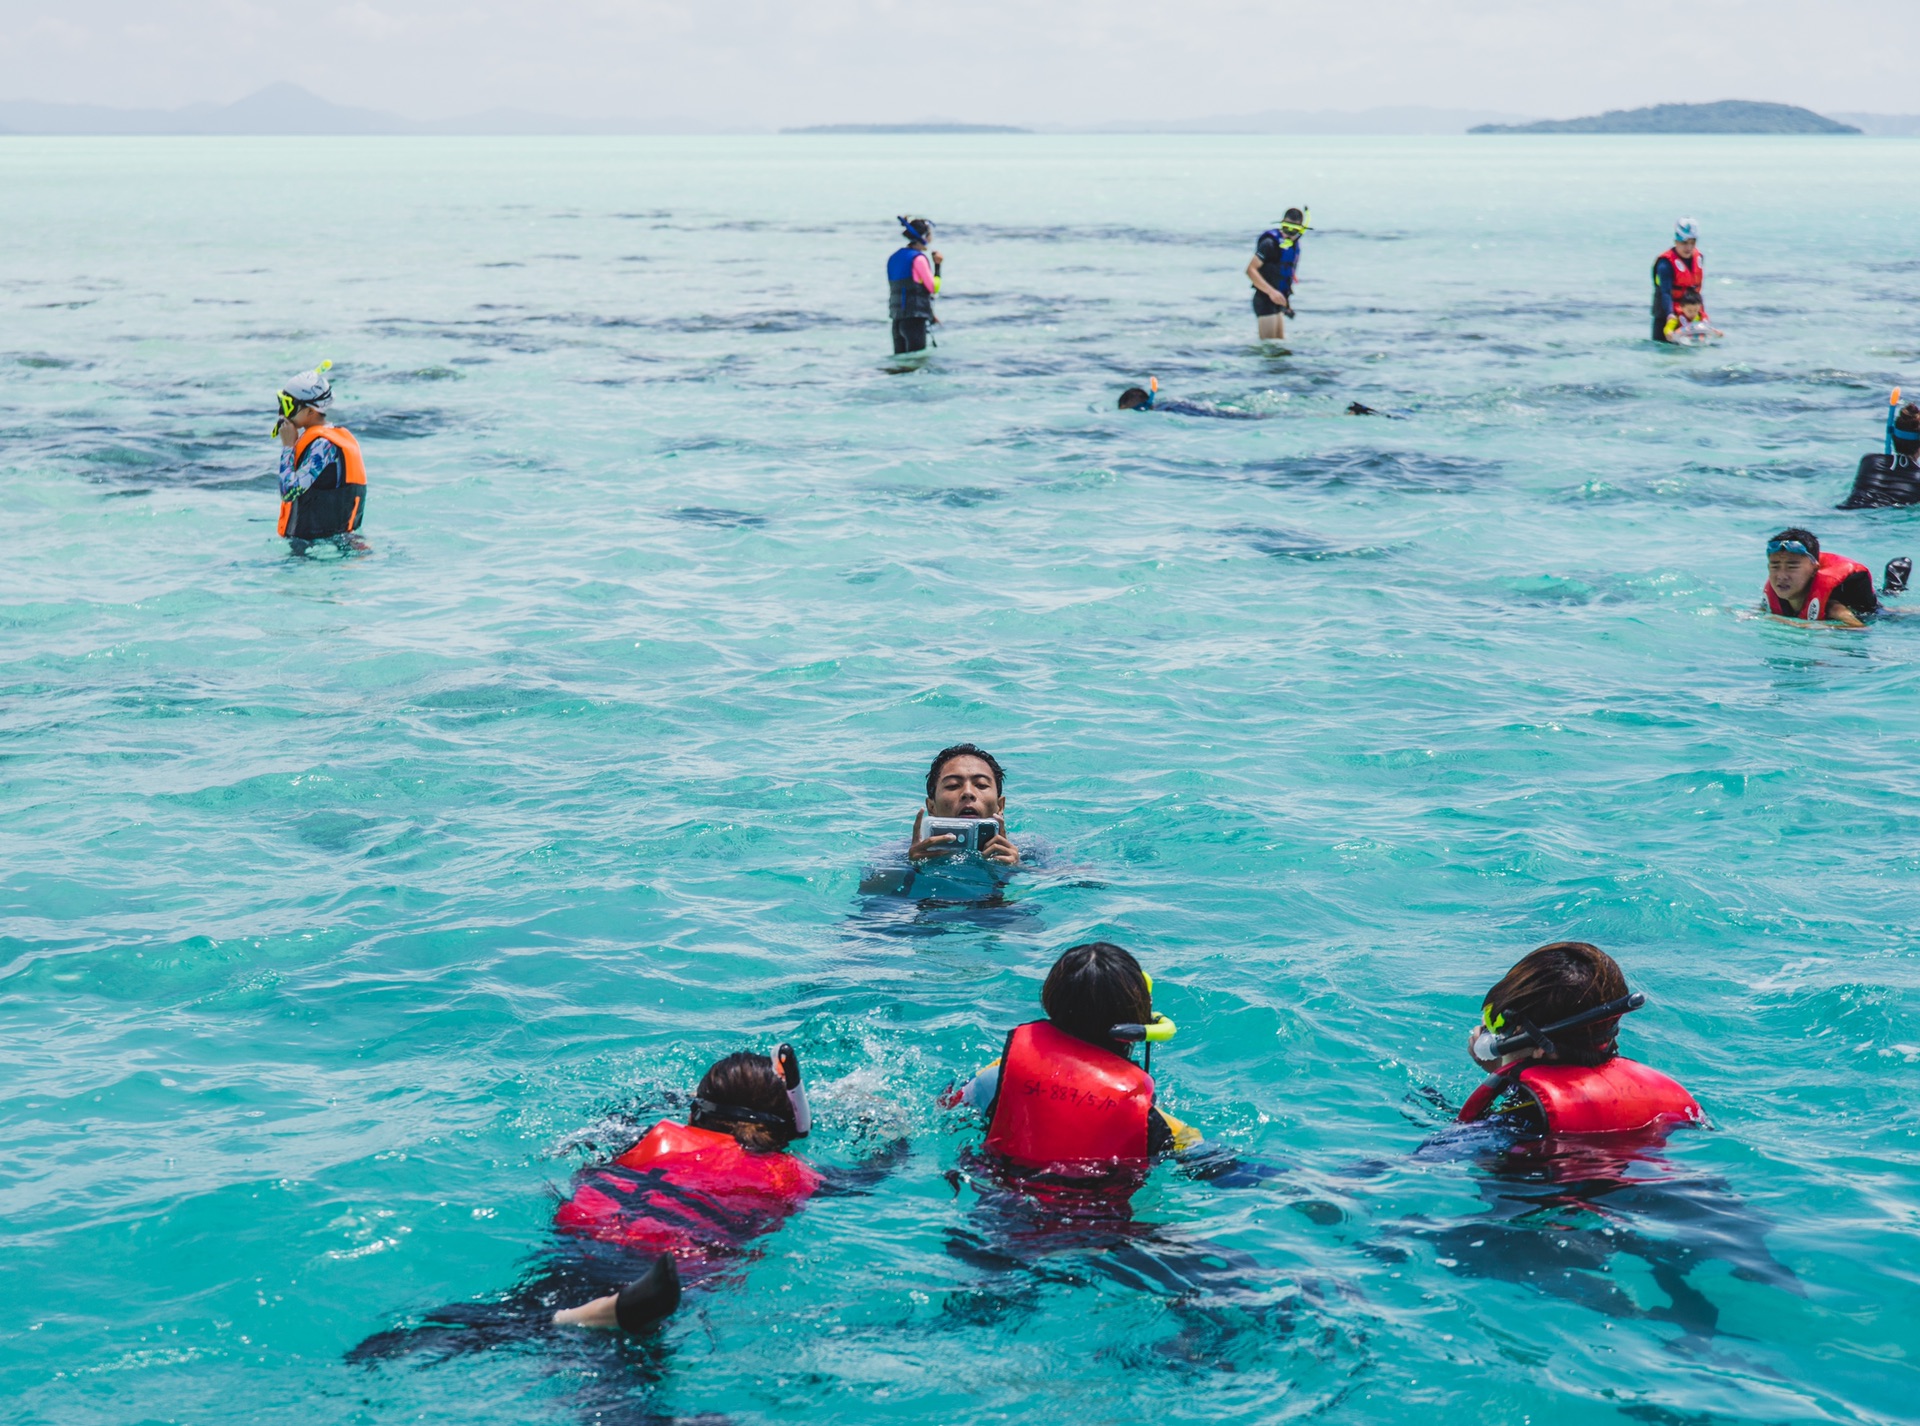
[1456, 942, 1702, 1136]
[549, 1045, 821, 1334]
[1762, 527, 1908, 626]
[950, 941, 1202, 1192]
[1662, 293, 1722, 345]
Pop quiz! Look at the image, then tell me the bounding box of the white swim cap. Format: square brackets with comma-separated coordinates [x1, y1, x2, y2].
[280, 360, 334, 410]
[1673, 218, 1699, 242]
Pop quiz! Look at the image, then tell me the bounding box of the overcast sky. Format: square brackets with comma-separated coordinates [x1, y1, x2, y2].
[0, 0, 1905, 124]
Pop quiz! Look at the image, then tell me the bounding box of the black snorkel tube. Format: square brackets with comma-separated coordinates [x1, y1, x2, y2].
[1483, 992, 1645, 1062]
[690, 1043, 811, 1140]
[1108, 1013, 1177, 1072]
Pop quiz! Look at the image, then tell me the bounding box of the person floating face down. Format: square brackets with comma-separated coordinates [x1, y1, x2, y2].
[1762, 528, 1894, 627]
[273, 361, 367, 548]
[887, 216, 943, 355]
[347, 1044, 843, 1360]
[908, 742, 1019, 866]
[1246, 207, 1308, 340]
[1652, 219, 1705, 343]
[951, 941, 1203, 1198]
[1457, 941, 1702, 1137]
[549, 1046, 820, 1334]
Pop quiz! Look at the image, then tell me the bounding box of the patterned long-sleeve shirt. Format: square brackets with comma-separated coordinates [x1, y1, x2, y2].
[278, 436, 340, 502]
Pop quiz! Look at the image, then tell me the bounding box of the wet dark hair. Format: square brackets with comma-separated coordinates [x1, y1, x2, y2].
[1770, 527, 1820, 558]
[1896, 403, 1920, 435]
[925, 743, 1005, 799]
[1118, 387, 1151, 410]
[1482, 942, 1629, 1067]
[1283, 207, 1304, 224]
[1041, 941, 1152, 1051]
[689, 1051, 795, 1150]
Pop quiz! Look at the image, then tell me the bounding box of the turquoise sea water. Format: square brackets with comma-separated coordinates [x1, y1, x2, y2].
[4, 134, 1919, 1424]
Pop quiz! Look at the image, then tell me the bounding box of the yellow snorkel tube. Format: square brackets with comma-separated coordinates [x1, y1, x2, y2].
[1111, 968, 1178, 1067]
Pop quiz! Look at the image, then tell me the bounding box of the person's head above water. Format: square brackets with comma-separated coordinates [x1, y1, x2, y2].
[1678, 293, 1704, 316]
[1477, 941, 1630, 1069]
[898, 215, 933, 247]
[277, 361, 334, 429]
[1767, 526, 1822, 605]
[1042, 941, 1154, 1055]
[689, 1048, 808, 1152]
[924, 742, 1006, 818]
[1673, 218, 1699, 255]
[1118, 387, 1152, 410]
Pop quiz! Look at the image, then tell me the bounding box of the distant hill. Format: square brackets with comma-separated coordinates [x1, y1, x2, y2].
[1472, 101, 1860, 134]
[784, 123, 1029, 135]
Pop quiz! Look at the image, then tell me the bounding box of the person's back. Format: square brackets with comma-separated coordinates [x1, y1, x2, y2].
[954, 941, 1197, 1205]
[1457, 941, 1701, 1137]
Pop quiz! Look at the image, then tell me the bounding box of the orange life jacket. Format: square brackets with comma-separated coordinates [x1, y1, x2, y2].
[1457, 1056, 1702, 1135]
[1764, 551, 1869, 621]
[553, 1121, 821, 1260]
[983, 1021, 1154, 1173]
[280, 424, 367, 539]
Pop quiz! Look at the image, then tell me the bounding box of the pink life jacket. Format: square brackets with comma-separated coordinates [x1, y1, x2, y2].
[1458, 1057, 1702, 1135]
[554, 1120, 821, 1260]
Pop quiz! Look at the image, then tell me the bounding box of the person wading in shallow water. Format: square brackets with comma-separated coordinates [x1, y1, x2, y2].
[1246, 207, 1308, 340]
[1651, 219, 1705, 345]
[887, 216, 942, 355]
[272, 361, 367, 551]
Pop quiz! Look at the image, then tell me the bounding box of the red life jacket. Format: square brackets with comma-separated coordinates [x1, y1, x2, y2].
[1658, 246, 1705, 307]
[1458, 1057, 1702, 1135]
[1764, 551, 1870, 621]
[281, 424, 367, 538]
[983, 1021, 1154, 1172]
[553, 1121, 821, 1260]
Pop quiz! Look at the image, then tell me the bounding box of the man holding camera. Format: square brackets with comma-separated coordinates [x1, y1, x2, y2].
[908, 743, 1019, 866]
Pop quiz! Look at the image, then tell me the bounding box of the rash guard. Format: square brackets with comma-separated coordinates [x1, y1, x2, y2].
[279, 435, 342, 502]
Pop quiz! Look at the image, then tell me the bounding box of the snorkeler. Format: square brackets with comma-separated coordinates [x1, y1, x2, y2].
[273, 361, 367, 549]
[350, 1043, 901, 1358]
[1458, 941, 1701, 1136]
[908, 742, 1019, 866]
[949, 941, 1202, 1188]
[1246, 207, 1308, 340]
[1118, 380, 1395, 420]
[1840, 388, 1920, 509]
[1651, 219, 1705, 344]
[887, 216, 942, 355]
[1762, 527, 1907, 626]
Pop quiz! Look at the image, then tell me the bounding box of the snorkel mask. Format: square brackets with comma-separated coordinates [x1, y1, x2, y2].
[274, 359, 333, 434]
[1275, 208, 1311, 246]
[1471, 991, 1645, 1067]
[1109, 970, 1178, 1069]
[690, 1043, 811, 1140]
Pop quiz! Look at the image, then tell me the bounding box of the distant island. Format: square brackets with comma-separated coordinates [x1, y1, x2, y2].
[782, 123, 1029, 135]
[1472, 100, 1860, 135]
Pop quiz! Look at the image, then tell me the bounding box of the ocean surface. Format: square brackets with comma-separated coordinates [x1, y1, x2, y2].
[4, 134, 1919, 1425]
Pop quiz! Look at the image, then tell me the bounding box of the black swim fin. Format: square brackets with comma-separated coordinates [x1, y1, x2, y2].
[1885, 558, 1911, 595]
[614, 1253, 682, 1335]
